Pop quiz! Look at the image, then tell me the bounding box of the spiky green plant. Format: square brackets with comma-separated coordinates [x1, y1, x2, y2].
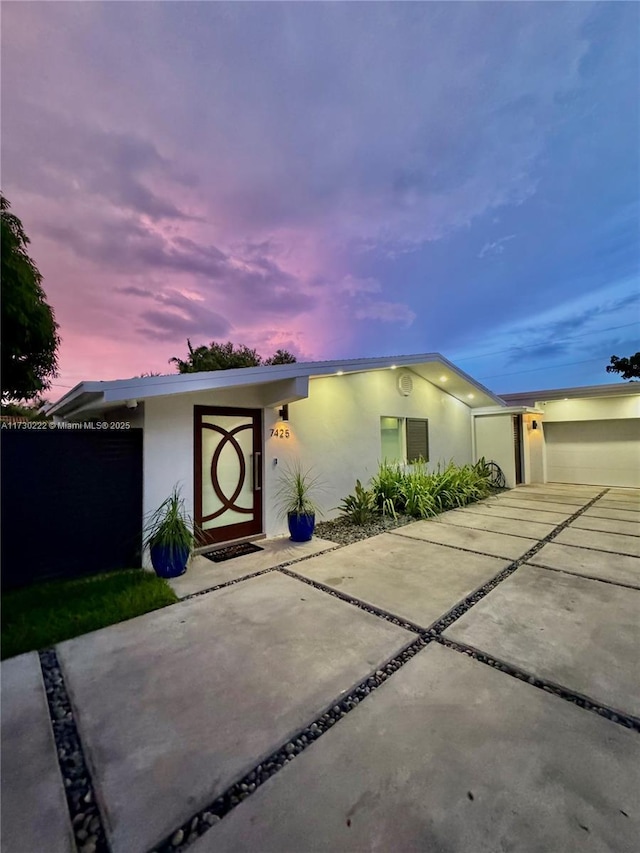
[368, 458, 495, 520]
[338, 480, 377, 525]
[401, 469, 438, 518]
[371, 461, 405, 517]
[275, 462, 323, 518]
[143, 485, 194, 561]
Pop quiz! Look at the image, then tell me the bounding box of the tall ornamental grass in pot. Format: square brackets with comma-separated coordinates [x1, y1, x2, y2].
[275, 462, 322, 542]
[143, 486, 194, 578]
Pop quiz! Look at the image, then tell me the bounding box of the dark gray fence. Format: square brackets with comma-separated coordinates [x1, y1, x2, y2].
[1, 428, 143, 590]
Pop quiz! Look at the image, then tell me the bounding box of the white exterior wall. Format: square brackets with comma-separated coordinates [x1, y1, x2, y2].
[473, 414, 517, 488]
[142, 368, 474, 543]
[263, 369, 474, 535]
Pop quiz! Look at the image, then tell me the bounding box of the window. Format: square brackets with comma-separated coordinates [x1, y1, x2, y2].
[380, 417, 429, 463]
[380, 416, 403, 461]
[406, 418, 429, 463]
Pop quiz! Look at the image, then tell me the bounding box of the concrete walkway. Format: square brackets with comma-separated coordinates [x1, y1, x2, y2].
[1, 485, 639, 853]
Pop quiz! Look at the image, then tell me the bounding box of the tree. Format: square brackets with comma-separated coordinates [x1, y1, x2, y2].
[0, 397, 50, 421]
[263, 348, 298, 365]
[606, 352, 640, 381]
[170, 340, 297, 372]
[1, 194, 60, 402]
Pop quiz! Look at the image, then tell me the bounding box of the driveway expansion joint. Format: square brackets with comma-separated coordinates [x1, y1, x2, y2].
[181, 545, 343, 602]
[147, 633, 431, 853]
[436, 636, 640, 732]
[38, 648, 111, 853]
[543, 540, 640, 558]
[277, 566, 426, 634]
[389, 529, 517, 561]
[395, 490, 611, 636]
[525, 560, 640, 591]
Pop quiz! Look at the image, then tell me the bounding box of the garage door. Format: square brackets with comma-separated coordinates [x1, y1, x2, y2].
[544, 419, 640, 487]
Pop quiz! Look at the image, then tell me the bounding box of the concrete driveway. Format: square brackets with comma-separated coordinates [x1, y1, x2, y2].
[2, 485, 639, 853]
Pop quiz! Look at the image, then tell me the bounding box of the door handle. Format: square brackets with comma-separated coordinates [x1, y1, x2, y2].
[253, 451, 262, 492]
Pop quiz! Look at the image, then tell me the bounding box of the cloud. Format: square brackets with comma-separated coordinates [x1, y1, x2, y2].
[3, 104, 194, 222]
[478, 234, 516, 259]
[8, 2, 596, 251]
[354, 301, 416, 326]
[137, 306, 230, 342]
[40, 211, 314, 315]
[340, 275, 382, 296]
[116, 285, 155, 298]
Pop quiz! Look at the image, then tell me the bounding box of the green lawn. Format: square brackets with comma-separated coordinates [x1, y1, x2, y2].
[1, 569, 178, 660]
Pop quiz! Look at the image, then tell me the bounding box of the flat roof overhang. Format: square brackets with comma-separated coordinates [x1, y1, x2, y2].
[500, 383, 640, 408]
[47, 352, 505, 419]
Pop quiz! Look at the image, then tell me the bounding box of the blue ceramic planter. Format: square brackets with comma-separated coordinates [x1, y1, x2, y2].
[150, 543, 189, 578]
[287, 512, 315, 542]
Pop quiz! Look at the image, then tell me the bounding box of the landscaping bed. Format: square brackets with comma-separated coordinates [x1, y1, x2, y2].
[315, 514, 416, 546]
[316, 459, 504, 546]
[1, 569, 177, 660]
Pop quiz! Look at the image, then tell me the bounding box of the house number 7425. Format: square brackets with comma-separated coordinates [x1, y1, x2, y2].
[270, 427, 290, 438]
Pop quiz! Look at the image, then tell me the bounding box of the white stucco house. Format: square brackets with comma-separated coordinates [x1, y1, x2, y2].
[47, 354, 640, 549]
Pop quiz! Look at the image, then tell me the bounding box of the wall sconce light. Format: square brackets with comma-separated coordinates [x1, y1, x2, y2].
[278, 404, 289, 422]
[532, 420, 538, 430]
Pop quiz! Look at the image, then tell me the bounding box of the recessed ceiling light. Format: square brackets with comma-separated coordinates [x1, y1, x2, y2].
[336, 371, 344, 376]
[564, 397, 569, 401]
[390, 365, 397, 370]
[467, 393, 474, 399]
[440, 375, 447, 382]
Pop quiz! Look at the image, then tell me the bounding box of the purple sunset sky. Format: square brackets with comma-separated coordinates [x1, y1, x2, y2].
[2, 1, 638, 398]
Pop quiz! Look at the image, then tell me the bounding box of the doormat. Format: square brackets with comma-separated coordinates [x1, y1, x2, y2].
[203, 542, 264, 563]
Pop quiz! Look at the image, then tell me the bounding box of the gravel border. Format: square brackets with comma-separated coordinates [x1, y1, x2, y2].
[38, 649, 109, 853]
[181, 546, 342, 602]
[314, 513, 416, 545]
[150, 634, 429, 852]
[437, 636, 640, 732]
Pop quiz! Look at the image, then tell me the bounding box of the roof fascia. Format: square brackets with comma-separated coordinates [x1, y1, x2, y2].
[500, 383, 639, 406]
[473, 405, 543, 416]
[45, 384, 105, 417]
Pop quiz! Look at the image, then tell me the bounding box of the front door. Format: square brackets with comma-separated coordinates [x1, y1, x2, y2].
[194, 406, 263, 546]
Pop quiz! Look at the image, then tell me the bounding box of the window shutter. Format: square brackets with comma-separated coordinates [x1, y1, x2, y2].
[406, 419, 429, 463]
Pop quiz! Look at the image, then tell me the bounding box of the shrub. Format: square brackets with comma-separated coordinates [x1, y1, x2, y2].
[370, 461, 405, 518]
[368, 458, 497, 520]
[337, 479, 377, 525]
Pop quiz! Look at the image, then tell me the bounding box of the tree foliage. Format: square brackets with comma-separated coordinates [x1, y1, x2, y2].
[170, 339, 297, 373]
[0, 397, 50, 421]
[1, 194, 60, 402]
[606, 352, 640, 381]
[263, 348, 298, 365]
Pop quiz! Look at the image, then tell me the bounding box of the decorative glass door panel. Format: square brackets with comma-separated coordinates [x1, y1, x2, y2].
[194, 406, 262, 545]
